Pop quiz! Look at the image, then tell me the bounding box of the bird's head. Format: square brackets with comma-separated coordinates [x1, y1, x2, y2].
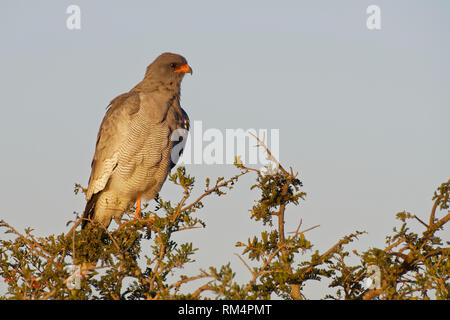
[144, 52, 192, 88]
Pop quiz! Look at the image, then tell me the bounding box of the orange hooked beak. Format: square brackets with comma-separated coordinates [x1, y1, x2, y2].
[174, 63, 193, 74]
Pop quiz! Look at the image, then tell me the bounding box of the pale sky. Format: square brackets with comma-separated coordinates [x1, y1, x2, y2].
[0, 1, 449, 298]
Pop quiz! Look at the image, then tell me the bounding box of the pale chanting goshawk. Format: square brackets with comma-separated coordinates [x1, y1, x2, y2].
[82, 53, 192, 229]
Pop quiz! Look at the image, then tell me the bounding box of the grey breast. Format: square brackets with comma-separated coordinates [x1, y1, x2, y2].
[109, 91, 176, 201]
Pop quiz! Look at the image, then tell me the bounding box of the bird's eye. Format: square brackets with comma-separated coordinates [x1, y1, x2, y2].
[170, 63, 177, 69]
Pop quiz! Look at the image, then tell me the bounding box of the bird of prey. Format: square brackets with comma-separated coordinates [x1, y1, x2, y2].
[82, 52, 192, 229]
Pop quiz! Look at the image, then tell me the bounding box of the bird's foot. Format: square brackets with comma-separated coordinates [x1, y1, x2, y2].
[134, 207, 141, 219]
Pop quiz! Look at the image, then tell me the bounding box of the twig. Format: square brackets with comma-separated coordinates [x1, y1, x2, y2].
[234, 253, 255, 277]
[248, 131, 289, 176]
[0, 220, 52, 259]
[413, 215, 428, 228]
[181, 170, 250, 213]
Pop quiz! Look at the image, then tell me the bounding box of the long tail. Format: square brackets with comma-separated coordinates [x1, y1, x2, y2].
[82, 192, 101, 229]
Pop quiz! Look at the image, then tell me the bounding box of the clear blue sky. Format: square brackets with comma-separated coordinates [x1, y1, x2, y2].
[0, 1, 449, 298]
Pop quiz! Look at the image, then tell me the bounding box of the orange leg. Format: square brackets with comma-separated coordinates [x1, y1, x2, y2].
[134, 196, 141, 219]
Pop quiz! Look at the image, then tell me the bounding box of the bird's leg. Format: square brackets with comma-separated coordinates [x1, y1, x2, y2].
[134, 196, 141, 219]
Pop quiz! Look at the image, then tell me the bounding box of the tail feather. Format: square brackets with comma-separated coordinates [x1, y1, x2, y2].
[82, 192, 101, 229]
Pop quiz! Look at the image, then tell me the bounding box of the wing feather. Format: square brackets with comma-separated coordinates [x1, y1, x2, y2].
[169, 107, 190, 170]
[85, 92, 141, 200]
